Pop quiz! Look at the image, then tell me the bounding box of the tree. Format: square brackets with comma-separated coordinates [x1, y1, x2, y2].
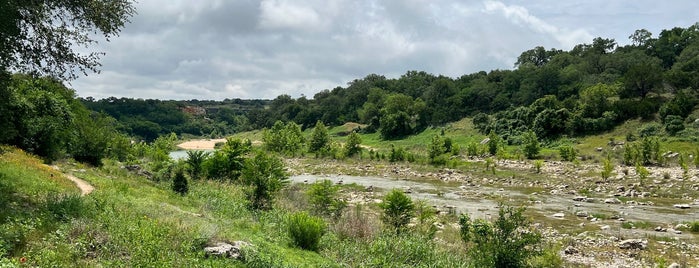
[241, 152, 288, 210]
[0, 0, 136, 80]
[308, 121, 330, 155]
[459, 205, 542, 268]
[172, 169, 188, 196]
[344, 132, 362, 157]
[521, 131, 540, 159]
[622, 62, 663, 99]
[380, 189, 414, 234]
[307, 179, 346, 219]
[185, 150, 210, 180]
[629, 29, 653, 48]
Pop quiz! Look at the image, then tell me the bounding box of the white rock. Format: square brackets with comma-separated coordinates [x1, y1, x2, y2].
[552, 213, 565, 218]
[673, 204, 691, 209]
[600, 225, 610, 230]
[604, 198, 621, 204]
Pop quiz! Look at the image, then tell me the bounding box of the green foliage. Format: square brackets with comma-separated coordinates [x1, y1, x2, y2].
[623, 136, 661, 166]
[379, 93, 426, 139]
[533, 160, 543, 173]
[0, 1, 135, 80]
[487, 131, 501, 156]
[184, 150, 209, 180]
[287, 212, 326, 251]
[601, 155, 614, 181]
[521, 131, 541, 159]
[241, 152, 288, 210]
[636, 163, 650, 185]
[203, 138, 251, 181]
[389, 144, 407, 162]
[695, 149, 699, 168]
[380, 189, 414, 234]
[263, 121, 305, 156]
[690, 222, 699, 233]
[308, 121, 330, 156]
[558, 145, 578, 161]
[459, 205, 543, 268]
[171, 169, 188, 196]
[664, 115, 685, 136]
[307, 179, 346, 219]
[344, 132, 362, 157]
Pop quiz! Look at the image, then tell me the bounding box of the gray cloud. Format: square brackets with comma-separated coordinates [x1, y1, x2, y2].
[71, 0, 699, 100]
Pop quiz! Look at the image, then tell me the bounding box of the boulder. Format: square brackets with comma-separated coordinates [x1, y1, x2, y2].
[673, 204, 691, 209]
[575, 211, 588, 217]
[618, 239, 647, 250]
[564, 246, 578, 255]
[604, 198, 621, 204]
[552, 213, 565, 218]
[204, 241, 251, 259]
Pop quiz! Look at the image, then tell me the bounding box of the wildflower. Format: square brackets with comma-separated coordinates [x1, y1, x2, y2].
[19, 257, 27, 263]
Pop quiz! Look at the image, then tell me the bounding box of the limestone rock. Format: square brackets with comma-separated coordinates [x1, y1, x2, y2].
[604, 198, 621, 204]
[673, 204, 691, 209]
[552, 212, 565, 218]
[618, 239, 647, 250]
[204, 241, 251, 259]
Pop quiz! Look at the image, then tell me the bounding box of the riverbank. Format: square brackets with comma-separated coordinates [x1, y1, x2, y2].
[176, 138, 226, 150]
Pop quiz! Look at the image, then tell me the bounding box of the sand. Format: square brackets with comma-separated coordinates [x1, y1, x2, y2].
[176, 138, 227, 150]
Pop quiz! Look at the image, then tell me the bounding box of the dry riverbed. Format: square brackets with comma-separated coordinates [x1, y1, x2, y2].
[285, 157, 699, 268]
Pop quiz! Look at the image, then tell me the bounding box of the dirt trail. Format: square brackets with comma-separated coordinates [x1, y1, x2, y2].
[50, 166, 94, 196]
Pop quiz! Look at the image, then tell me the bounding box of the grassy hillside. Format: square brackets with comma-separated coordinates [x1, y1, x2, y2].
[0, 146, 474, 267]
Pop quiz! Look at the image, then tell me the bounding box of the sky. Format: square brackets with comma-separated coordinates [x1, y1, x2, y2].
[71, 0, 699, 100]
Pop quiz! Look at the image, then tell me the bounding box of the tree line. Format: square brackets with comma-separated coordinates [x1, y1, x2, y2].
[77, 23, 699, 142]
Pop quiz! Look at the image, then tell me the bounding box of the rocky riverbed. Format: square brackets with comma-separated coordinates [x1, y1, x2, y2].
[285, 157, 699, 267]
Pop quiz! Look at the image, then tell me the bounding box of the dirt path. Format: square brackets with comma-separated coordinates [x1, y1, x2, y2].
[50, 166, 94, 196]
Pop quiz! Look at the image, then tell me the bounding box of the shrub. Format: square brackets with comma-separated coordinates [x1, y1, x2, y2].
[380, 189, 414, 234]
[185, 150, 209, 180]
[287, 211, 326, 251]
[308, 121, 330, 155]
[664, 115, 685, 135]
[521, 131, 540, 159]
[172, 169, 188, 196]
[389, 145, 407, 162]
[533, 160, 543, 173]
[487, 131, 501, 156]
[460, 205, 543, 268]
[344, 132, 362, 157]
[241, 152, 288, 210]
[558, 145, 578, 162]
[690, 222, 699, 233]
[601, 156, 614, 181]
[307, 179, 347, 219]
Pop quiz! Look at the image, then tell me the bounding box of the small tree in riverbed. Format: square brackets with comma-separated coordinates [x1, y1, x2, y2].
[601, 155, 614, 182]
[344, 132, 362, 157]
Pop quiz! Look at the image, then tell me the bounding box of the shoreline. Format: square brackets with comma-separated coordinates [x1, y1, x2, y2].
[176, 138, 227, 150]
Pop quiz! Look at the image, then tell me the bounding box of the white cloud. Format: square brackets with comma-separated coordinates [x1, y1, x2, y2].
[70, 0, 699, 100]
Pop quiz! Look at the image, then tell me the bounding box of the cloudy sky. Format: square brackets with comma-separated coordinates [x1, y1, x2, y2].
[72, 0, 699, 100]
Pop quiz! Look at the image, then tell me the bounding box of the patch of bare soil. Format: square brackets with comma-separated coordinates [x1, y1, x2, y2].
[177, 138, 227, 150]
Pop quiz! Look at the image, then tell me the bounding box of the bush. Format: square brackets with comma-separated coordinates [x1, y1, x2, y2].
[601, 156, 614, 181]
[558, 145, 577, 162]
[690, 222, 699, 233]
[460, 205, 543, 268]
[521, 131, 540, 159]
[307, 179, 346, 219]
[664, 115, 685, 136]
[185, 150, 209, 180]
[241, 152, 288, 210]
[172, 170, 188, 196]
[287, 211, 326, 251]
[380, 189, 414, 234]
[344, 132, 362, 157]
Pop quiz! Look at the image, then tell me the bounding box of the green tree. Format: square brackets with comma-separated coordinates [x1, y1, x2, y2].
[172, 169, 188, 196]
[241, 152, 288, 210]
[0, 0, 136, 80]
[428, 134, 447, 163]
[307, 179, 346, 219]
[558, 145, 578, 162]
[664, 115, 685, 136]
[380, 189, 414, 234]
[203, 138, 251, 181]
[459, 205, 542, 268]
[622, 62, 663, 99]
[70, 111, 117, 166]
[185, 150, 209, 180]
[344, 132, 362, 157]
[487, 131, 501, 156]
[263, 120, 305, 155]
[521, 131, 540, 159]
[308, 121, 330, 155]
[601, 155, 614, 182]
